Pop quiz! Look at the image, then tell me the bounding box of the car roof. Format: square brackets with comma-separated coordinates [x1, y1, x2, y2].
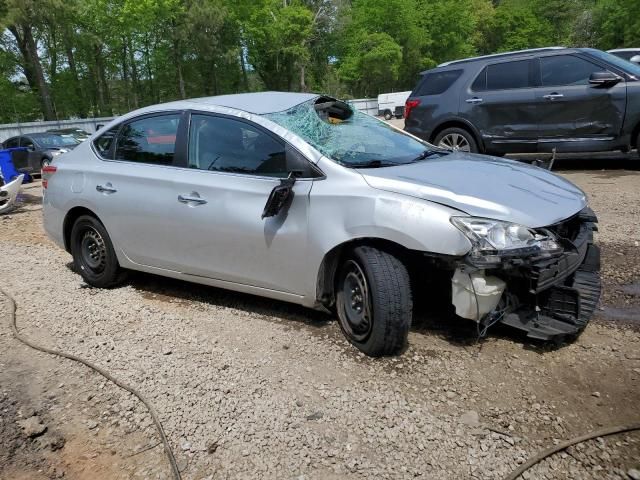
[150, 91, 319, 115]
[608, 48, 640, 52]
[431, 47, 569, 71]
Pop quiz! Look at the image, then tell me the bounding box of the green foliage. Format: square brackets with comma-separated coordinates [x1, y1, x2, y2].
[0, 0, 635, 123]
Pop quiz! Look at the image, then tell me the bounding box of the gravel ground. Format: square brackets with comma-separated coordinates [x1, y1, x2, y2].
[1, 164, 640, 480]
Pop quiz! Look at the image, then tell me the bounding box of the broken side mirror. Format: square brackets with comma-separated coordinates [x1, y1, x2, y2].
[261, 170, 303, 219]
[589, 71, 621, 86]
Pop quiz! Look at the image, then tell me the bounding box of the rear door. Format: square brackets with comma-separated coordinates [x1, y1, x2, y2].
[534, 53, 626, 151]
[19, 136, 41, 172]
[459, 59, 538, 153]
[90, 111, 190, 270]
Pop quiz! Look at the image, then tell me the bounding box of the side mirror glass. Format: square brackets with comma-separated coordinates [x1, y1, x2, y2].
[589, 71, 621, 86]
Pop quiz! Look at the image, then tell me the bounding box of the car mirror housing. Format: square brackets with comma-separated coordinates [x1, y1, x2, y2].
[630, 55, 640, 65]
[261, 171, 303, 219]
[589, 71, 622, 86]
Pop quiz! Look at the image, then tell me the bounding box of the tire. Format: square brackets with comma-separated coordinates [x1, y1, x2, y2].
[41, 157, 51, 168]
[336, 246, 412, 357]
[434, 127, 478, 153]
[70, 215, 126, 288]
[383, 110, 393, 120]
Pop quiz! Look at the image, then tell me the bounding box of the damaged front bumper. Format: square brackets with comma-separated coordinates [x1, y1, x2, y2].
[454, 208, 601, 341]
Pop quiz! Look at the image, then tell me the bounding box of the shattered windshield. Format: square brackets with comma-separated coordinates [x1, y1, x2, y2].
[265, 98, 434, 167]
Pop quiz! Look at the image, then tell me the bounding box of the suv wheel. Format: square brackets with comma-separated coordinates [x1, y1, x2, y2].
[336, 246, 412, 357]
[70, 215, 126, 288]
[434, 127, 478, 153]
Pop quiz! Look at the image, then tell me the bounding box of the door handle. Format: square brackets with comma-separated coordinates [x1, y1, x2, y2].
[96, 184, 117, 193]
[543, 93, 564, 100]
[465, 97, 483, 104]
[178, 194, 207, 205]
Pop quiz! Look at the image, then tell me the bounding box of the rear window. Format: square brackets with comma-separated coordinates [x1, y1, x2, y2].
[415, 69, 462, 96]
[93, 126, 119, 158]
[485, 60, 531, 90]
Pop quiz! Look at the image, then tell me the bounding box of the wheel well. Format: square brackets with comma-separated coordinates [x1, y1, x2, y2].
[430, 121, 483, 152]
[62, 207, 99, 253]
[315, 238, 413, 308]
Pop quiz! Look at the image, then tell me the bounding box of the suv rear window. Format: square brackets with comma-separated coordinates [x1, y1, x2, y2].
[475, 60, 531, 91]
[416, 70, 462, 96]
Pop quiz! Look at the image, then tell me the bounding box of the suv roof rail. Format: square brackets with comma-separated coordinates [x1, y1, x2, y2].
[436, 47, 566, 68]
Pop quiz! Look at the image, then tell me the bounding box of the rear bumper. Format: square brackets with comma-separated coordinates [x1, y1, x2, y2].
[497, 210, 601, 341]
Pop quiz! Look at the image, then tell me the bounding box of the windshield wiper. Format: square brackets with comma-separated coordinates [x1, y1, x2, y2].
[347, 160, 401, 169]
[411, 149, 450, 162]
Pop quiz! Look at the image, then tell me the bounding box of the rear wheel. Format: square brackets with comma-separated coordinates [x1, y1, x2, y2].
[383, 110, 393, 120]
[41, 157, 51, 168]
[434, 127, 478, 153]
[336, 246, 412, 357]
[70, 215, 126, 288]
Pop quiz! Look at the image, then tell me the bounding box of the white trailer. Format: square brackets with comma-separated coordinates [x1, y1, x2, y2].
[377, 91, 412, 120]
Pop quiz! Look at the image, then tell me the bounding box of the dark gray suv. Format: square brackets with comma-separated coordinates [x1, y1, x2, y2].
[404, 47, 640, 156]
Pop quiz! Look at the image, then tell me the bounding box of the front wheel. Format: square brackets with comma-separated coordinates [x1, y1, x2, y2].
[70, 215, 126, 288]
[336, 246, 412, 357]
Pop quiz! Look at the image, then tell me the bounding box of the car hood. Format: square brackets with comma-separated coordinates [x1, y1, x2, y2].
[359, 153, 587, 228]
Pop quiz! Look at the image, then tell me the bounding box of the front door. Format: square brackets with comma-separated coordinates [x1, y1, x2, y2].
[167, 112, 316, 295]
[459, 58, 538, 154]
[535, 53, 626, 152]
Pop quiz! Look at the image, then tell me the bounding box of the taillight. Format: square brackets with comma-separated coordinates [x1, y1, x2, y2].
[42, 165, 57, 189]
[404, 99, 421, 119]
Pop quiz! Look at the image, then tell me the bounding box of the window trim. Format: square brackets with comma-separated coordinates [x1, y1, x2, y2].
[92, 110, 189, 168]
[183, 110, 324, 181]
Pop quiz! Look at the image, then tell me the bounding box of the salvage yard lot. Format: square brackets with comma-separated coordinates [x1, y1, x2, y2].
[1, 159, 640, 479]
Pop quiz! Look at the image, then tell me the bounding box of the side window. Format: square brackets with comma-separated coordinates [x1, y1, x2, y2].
[4, 137, 19, 148]
[416, 69, 463, 96]
[115, 114, 180, 165]
[486, 60, 531, 90]
[471, 67, 487, 91]
[93, 126, 120, 159]
[187, 114, 316, 177]
[21, 137, 35, 150]
[540, 55, 604, 87]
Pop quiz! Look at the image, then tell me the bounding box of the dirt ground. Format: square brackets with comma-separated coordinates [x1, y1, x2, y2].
[1, 156, 639, 480]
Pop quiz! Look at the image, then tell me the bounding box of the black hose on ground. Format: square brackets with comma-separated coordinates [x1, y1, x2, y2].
[0, 287, 182, 480]
[503, 422, 640, 480]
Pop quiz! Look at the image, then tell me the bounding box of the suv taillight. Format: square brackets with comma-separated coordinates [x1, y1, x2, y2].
[42, 165, 57, 189]
[404, 99, 421, 119]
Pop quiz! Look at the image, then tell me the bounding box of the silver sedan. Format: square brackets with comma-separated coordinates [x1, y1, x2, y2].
[43, 92, 601, 356]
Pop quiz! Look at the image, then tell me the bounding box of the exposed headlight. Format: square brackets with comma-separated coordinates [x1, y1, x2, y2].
[451, 216, 562, 265]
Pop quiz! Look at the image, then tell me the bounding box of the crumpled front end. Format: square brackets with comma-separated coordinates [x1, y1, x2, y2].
[452, 207, 601, 341]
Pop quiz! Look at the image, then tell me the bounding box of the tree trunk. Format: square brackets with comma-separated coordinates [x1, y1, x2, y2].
[299, 63, 306, 92]
[143, 36, 157, 103]
[63, 30, 87, 117]
[95, 44, 111, 114]
[127, 37, 140, 108]
[8, 24, 56, 120]
[121, 38, 130, 110]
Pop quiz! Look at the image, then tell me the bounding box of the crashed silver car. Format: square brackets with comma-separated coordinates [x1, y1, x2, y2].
[42, 92, 600, 356]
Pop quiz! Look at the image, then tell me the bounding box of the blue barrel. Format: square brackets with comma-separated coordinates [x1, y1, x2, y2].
[0, 148, 32, 184]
